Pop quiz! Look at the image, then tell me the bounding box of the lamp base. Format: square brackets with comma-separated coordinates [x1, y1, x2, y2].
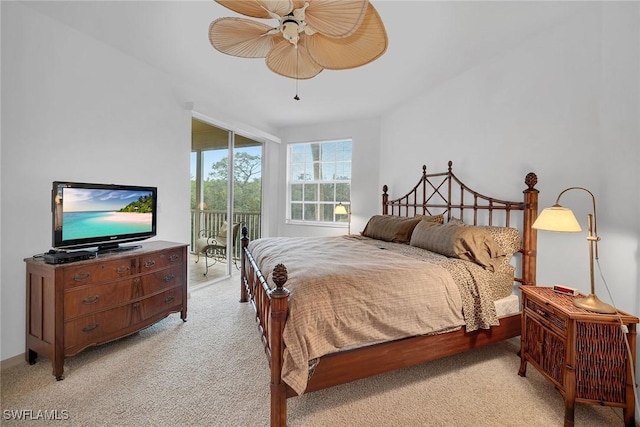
[573, 294, 617, 314]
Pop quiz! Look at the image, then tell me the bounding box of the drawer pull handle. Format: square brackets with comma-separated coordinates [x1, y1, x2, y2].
[116, 266, 130, 274]
[82, 295, 100, 305]
[165, 295, 175, 304]
[73, 272, 91, 282]
[169, 254, 179, 262]
[82, 323, 99, 333]
[144, 260, 156, 268]
[163, 274, 175, 283]
[535, 309, 548, 317]
[132, 302, 140, 309]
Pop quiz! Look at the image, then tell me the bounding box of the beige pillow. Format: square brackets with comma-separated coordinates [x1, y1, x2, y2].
[480, 226, 521, 256]
[444, 219, 521, 257]
[217, 221, 228, 239]
[361, 215, 422, 244]
[410, 221, 503, 271]
[415, 213, 445, 224]
[447, 222, 522, 269]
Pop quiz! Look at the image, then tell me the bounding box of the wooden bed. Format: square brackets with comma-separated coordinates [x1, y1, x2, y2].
[240, 161, 539, 427]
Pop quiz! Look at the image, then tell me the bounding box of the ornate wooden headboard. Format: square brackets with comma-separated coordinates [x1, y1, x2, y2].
[381, 161, 539, 286]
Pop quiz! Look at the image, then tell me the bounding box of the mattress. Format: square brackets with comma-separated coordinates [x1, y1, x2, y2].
[495, 293, 520, 318]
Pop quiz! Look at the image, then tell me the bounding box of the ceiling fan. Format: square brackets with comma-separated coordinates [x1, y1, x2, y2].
[209, 0, 388, 96]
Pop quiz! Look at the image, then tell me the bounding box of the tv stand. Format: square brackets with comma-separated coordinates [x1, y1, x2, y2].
[25, 241, 187, 380]
[96, 243, 142, 254]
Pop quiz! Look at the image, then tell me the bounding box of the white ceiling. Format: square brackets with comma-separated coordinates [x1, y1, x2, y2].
[22, 1, 585, 130]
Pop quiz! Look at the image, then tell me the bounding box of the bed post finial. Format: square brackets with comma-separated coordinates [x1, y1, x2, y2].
[422, 165, 427, 176]
[272, 264, 289, 296]
[448, 160, 453, 171]
[525, 172, 538, 190]
[382, 185, 389, 215]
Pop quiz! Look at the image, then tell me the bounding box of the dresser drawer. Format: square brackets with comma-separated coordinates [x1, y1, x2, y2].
[139, 250, 184, 273]
[137, 288, 183, 322]
[64, 278, 136, 319]
[139, 266, 184, 295]
[64, 288, 182, 352]
[64, 305, 133, 352]
[525, 297, 568, 336]
[63, 258, 135, 289]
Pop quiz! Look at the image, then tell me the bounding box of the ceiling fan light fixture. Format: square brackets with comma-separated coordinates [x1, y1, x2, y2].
[281, 18, 301, 44]
[209, 0, 388, 83]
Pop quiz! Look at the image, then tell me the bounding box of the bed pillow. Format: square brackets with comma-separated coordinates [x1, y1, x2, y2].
[409, 221, 503, 271]
[361, 215, 423, 244]
[415, 213, 445, 224]
[480, 226, 521, 257]
[445, 220, 521, 258]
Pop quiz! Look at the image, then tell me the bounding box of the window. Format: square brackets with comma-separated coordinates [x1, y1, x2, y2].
[288, 139, 351, 224]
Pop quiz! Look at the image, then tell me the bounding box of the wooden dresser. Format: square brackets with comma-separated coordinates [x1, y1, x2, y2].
[25, 241, 188, 380]
[518, 286, 638, 427]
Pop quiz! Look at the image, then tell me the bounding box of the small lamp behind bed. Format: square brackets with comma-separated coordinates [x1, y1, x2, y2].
[335, 202, 351, 235]
[532, 186, 617, 314]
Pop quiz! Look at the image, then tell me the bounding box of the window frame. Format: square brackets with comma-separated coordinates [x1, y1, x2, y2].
[286, 139, 352, 227]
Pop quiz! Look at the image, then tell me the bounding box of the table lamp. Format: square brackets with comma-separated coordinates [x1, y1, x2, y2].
[334, 202, 351, 235]
[532, 186, 616, 314]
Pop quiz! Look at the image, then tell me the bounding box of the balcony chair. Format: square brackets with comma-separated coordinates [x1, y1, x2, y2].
[194, 221, 241, 276]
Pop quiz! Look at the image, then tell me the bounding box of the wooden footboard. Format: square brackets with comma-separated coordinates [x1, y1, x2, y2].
[240, 237, 290, 426]
[240, 163, 539, 427]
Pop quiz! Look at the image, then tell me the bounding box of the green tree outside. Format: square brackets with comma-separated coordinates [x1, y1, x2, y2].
[191, 151, 262, 213]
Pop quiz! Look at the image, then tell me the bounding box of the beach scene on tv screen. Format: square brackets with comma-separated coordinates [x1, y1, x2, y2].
[61, 188, 153, 240]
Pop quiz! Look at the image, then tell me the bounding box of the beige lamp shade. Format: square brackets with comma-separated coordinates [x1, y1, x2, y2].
[334, 203, 348, 215]
[532, 205, 582, 232]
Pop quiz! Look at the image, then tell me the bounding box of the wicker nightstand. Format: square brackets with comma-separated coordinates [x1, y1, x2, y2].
[518, 286, 638, 427]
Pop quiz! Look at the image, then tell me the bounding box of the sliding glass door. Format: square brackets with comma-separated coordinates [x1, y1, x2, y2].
[190, 119, 262, 283]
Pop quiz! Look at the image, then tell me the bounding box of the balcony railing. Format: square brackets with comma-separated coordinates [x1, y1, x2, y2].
[190, 210, 261, 260]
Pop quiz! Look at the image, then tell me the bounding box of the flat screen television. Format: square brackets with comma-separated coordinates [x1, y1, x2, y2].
[52, 181, 157, 252]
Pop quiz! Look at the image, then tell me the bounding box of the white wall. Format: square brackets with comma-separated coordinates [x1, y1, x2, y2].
[598, 3, 640, 314]
[278, 118, 381, 237]
[0, 3, 278, 361]
[379, 3, 639, 315]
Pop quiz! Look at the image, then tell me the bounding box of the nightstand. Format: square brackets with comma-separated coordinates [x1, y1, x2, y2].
[518, 286, 638, 427]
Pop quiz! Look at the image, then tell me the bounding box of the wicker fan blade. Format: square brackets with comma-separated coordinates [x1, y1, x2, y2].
[306, 3, 387, 70]
[215, 0, 293, 19]
[266, 39, 323, 79]
[209, 18, 279, 58]
[292, 0, 306, 10]
[304, 0, 368, 38]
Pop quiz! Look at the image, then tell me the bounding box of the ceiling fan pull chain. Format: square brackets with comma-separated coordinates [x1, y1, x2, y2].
[294, 47, 300, 101]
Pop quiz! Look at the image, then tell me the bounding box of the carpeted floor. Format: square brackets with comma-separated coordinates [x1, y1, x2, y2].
[1, 276, 626, 426]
